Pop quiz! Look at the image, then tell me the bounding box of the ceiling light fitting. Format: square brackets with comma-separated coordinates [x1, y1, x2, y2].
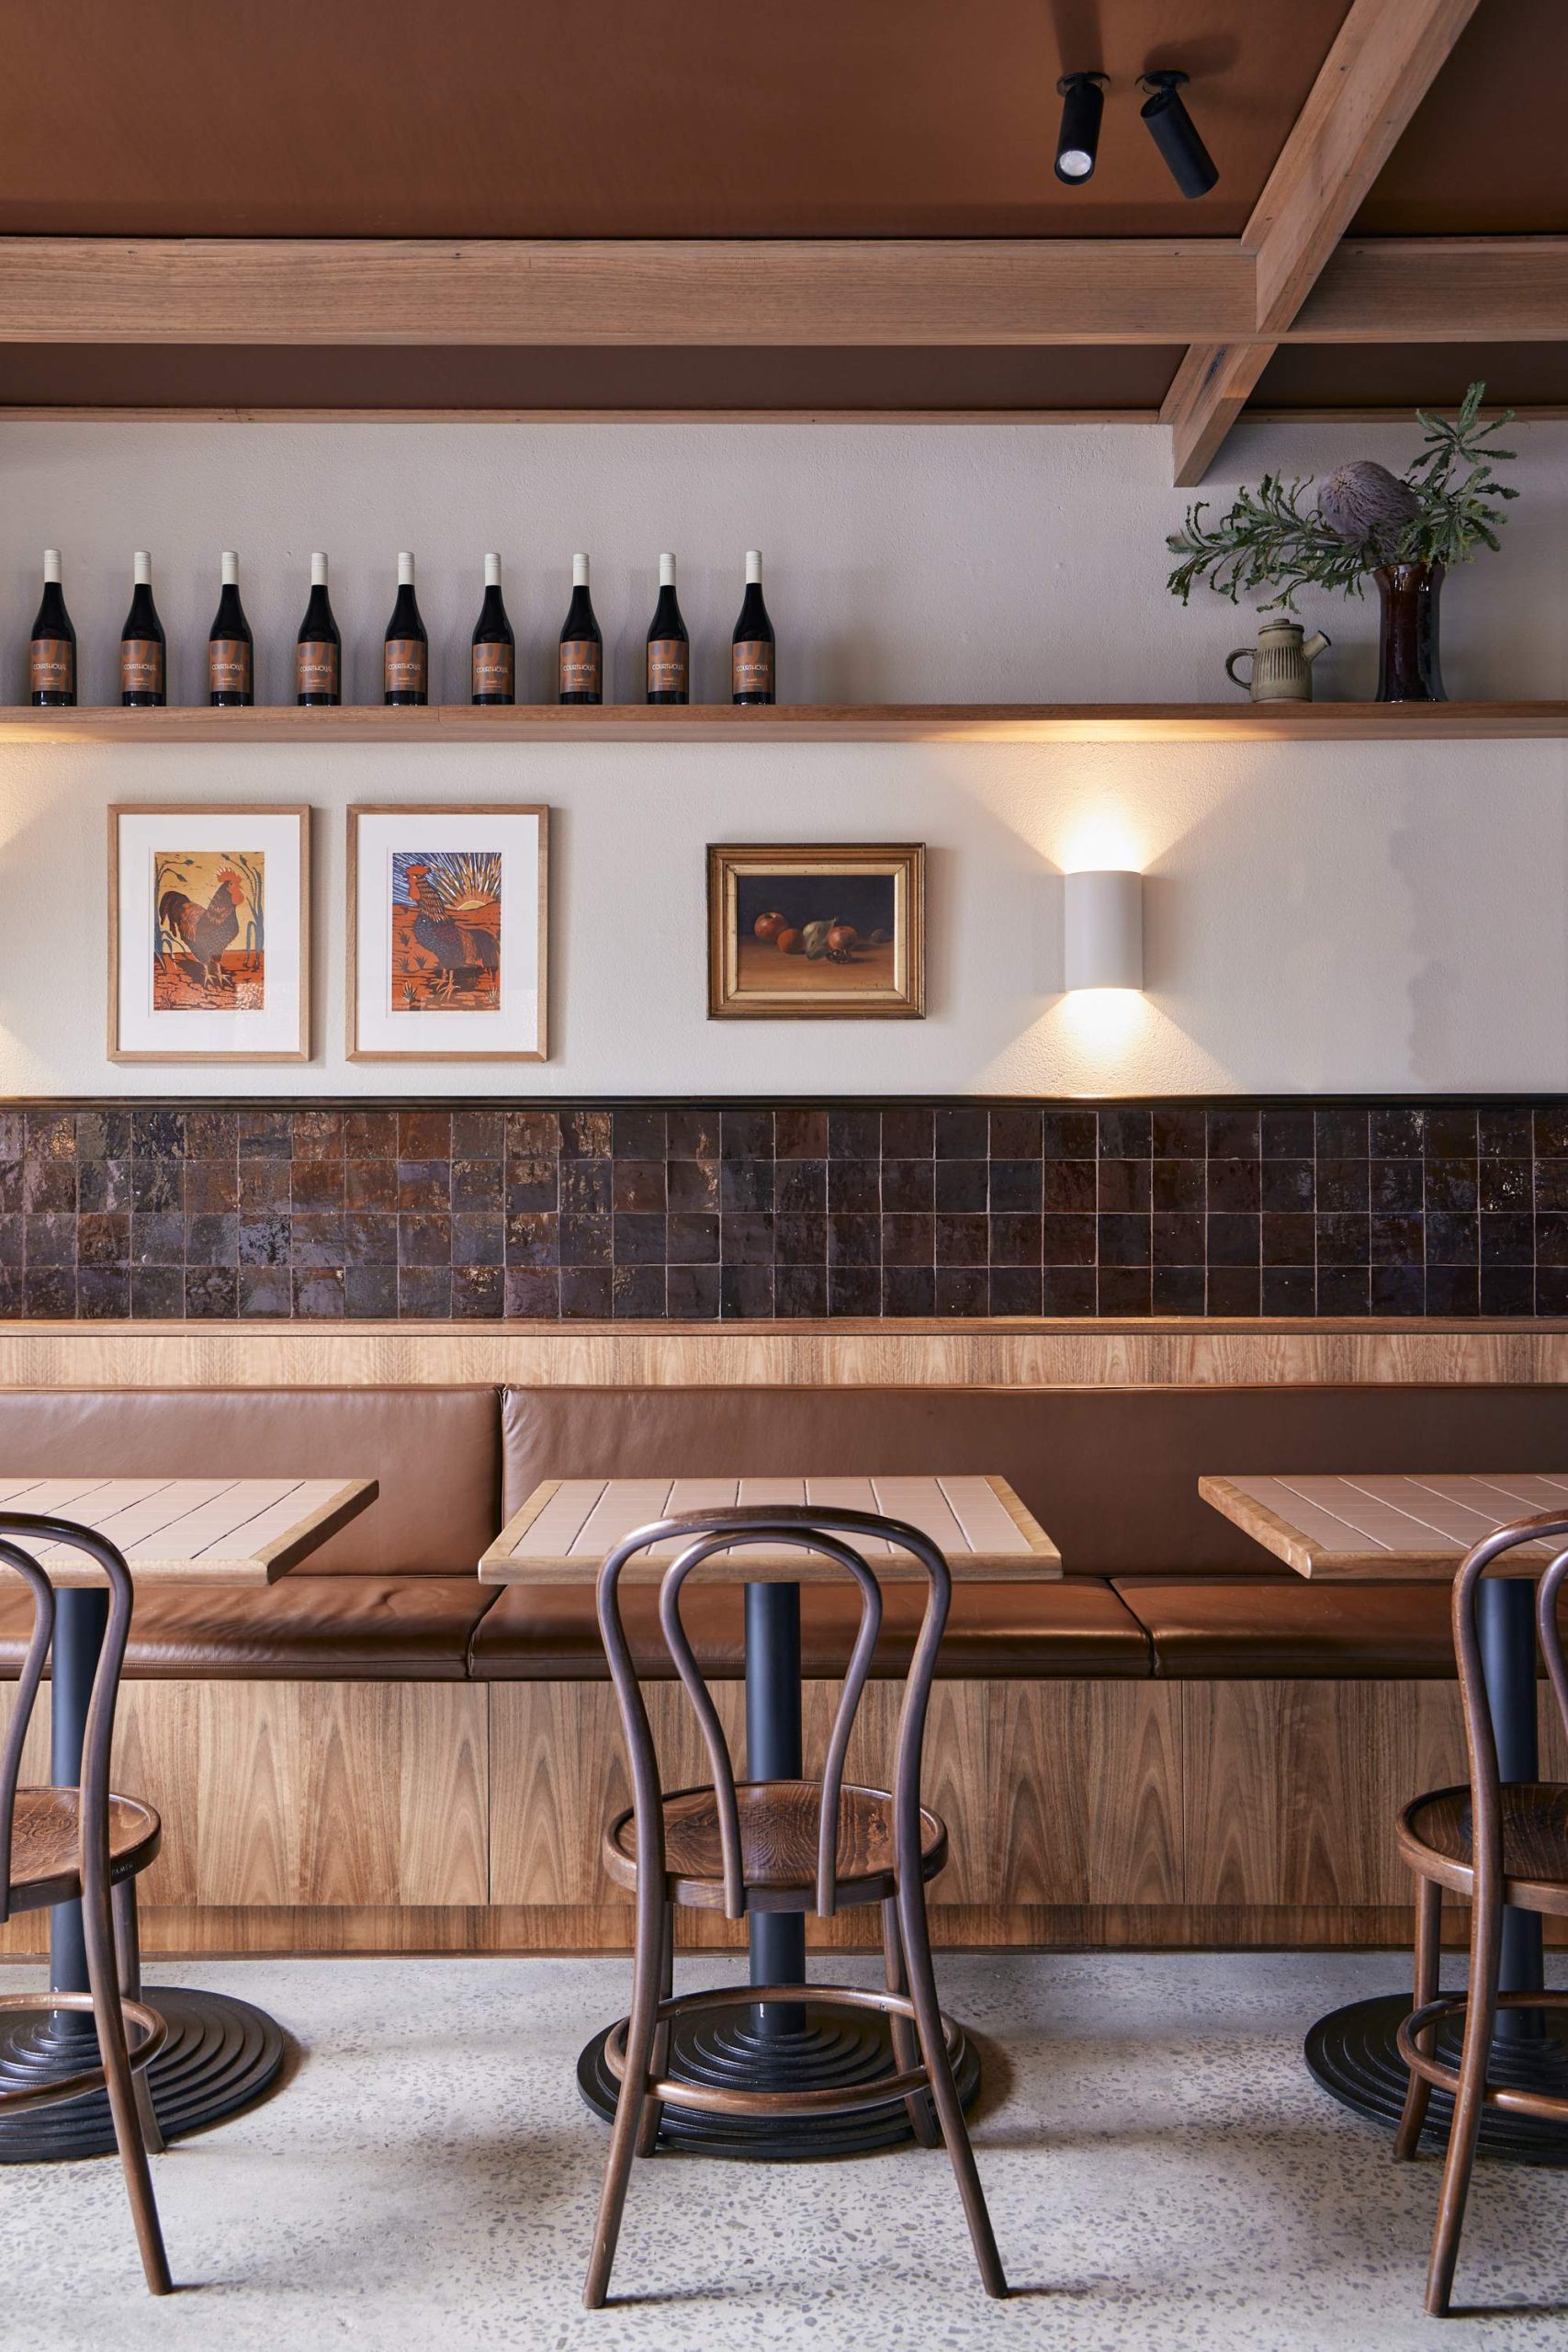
[1055, 72, 1108, 184]
[1138, 70, 1219, 201]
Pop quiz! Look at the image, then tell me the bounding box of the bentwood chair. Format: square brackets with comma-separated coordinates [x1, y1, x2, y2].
[1393, 1510, 1568, 2317]
[582, 1502, 1007, 2310]
[0, 1515, 172, 2295]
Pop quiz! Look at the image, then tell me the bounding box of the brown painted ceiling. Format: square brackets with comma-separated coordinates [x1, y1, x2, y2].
[0, 0, 1346, 240]
[1352, 0, 1568, 236]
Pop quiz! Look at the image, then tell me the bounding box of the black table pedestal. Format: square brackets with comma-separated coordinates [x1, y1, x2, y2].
[578, 1578, 981, 2161]
[1305, 1574, 1568, 2165]
[0, 1587, 284, 2165]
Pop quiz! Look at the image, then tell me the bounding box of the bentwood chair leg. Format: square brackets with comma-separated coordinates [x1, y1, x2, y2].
[584, 1888, 666, 2310]
[85, 1874, 172, 2295]
[113, 1877, 166, 2155]
[881, 1895, 939, 2147]
[1393, 1876, 1443, 2162]
[896, 1878, 1007, 2299]
[635, 1903, 674, 2158]
[1425, 1897, 1502, 2318]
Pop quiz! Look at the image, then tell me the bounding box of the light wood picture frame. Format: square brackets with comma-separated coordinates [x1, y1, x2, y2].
[708, 842, 925, 1019]
[347, 803, 549, 1061]
[108, 802, 310, 1063]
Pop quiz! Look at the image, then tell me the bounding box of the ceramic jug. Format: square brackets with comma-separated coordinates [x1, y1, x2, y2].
[1224, 619, 1330, 702]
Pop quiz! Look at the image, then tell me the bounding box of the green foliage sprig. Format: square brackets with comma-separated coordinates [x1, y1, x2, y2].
[1166, 382, 1518, 612]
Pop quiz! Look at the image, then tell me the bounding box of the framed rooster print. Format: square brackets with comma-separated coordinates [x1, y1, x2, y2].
[347, 804, 548, 1061]
[108, 804, 310, 1062]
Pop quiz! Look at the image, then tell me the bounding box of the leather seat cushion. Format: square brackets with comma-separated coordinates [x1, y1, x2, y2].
[1112, 1577, 1460, 1678]
[0, 1387, 501, 1576]
[0, 1575, 499, 1680]
[469, 1576, 1152, 1679]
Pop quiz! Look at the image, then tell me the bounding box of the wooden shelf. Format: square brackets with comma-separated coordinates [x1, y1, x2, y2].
[0, 702, 1562, 746]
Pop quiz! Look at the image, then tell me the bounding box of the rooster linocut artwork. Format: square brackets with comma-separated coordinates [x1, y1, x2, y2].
[390, 849, 502, 1012]
[153, 849, 265, 1011]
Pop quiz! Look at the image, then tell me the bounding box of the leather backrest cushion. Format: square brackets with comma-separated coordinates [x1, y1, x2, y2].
[0, 1388, 501, 1575]
[502, 1384, 1568, 1579]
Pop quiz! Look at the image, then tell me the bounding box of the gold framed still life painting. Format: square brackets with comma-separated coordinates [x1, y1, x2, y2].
[347, 804, 548, 1061]
[108, 804, 310, 1062]
[708, 842, 925, 1019]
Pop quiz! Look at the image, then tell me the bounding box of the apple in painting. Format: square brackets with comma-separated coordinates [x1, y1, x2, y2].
[753, 910, 787, 943]
[775, 928, 803, 955]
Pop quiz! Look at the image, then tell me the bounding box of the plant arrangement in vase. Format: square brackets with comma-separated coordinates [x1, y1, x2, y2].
[1165, 382, 1517, 701]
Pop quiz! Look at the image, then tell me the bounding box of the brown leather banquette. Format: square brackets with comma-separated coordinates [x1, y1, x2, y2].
[0, 1380, 1563, 1682]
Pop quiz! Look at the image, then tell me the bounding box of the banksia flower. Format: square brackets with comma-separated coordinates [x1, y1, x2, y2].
[1316, 460, 1421, 548]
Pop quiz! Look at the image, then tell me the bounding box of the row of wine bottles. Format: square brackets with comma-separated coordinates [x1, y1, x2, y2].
[27, 548, 775, 708]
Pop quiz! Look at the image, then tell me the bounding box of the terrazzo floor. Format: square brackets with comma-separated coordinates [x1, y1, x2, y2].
[1, 1951, 1565, 2350]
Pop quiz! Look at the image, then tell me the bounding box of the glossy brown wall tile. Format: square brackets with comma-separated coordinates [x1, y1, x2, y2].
[6, 1099, 1568, 1320]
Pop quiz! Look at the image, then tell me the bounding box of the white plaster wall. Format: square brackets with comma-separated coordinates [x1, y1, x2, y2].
[0, 415, 1562, 1098]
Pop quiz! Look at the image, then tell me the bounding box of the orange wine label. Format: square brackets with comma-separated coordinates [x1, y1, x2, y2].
[648, 638, 688, 695]
[30, 638, 73, 695]
[297, 642, 340, 697]
[559, 639, 601, 696]
[385, 637, 427, 695]
[733, 640, 773, 696]
[472, 642, 514, 699]
[209, 638, 252, 695]
[121, 639, 164, 695]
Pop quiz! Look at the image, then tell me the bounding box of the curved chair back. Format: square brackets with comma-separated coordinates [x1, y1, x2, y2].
[1450, 1510, 1568, 1917]
[595, 1503, 952, 1921]
[0, 1514, 136, 1928]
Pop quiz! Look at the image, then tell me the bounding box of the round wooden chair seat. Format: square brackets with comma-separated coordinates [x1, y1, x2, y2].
[1398, 1781, 1568, 1916]
[6, 1787, 162, 1916]
[603, 1778, 948, 1912]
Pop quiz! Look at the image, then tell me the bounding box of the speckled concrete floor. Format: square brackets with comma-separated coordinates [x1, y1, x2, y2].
[0, 1952, 1565, 2349]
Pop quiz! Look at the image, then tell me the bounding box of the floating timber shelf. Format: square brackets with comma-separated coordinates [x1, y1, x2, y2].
[0, 702, 1563, 746]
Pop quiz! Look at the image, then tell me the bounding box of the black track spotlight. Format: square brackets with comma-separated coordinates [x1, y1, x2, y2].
[1055, 72, 1108, 185]
[1139, 70, 1219, 199]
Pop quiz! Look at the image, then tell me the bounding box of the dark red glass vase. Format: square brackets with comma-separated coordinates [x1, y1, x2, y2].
[1374, 560, 1446, 702]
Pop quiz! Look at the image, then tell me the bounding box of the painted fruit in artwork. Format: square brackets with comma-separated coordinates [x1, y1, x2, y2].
[827, 921, 859, 957]
[753, 910, 787, 942]
[775, 927, 803, 955]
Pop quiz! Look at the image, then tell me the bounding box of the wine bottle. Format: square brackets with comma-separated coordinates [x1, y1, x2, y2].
[731, 549, 774, 706]
[209, 550, 254, 707]
[384, 552, 428, 706]
[558, 553, 602, 705]
[296, 553, 341, 706]
[29, 549, 75, 707]
[120, 551, 166, 707]
[470, 553, 515, 705]
[645, 552, 689, 705]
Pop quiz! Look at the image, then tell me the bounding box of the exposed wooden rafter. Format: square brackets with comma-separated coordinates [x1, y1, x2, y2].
[1162, 0, 1483, 486]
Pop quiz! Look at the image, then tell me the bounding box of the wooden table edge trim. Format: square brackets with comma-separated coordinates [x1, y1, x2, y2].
[248, 1476, 381, 1582]
[1197, 1474, 1320, 1576]
[985, 1472, 1064, 1568]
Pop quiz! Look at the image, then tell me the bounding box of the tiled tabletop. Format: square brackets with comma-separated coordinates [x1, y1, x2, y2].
[0, 1475, 378, 1585]
[1201, 1471, 1568, 1580]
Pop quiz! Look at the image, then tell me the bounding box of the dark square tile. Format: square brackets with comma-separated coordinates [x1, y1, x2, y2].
[295, 1268, 347, 1317]
[1425, 1265, 1479, 1317]
[292, 1211, 347, 1267]
[884, 1265, 936, 1316]
[1317, 1265, 1371, 1315]
[76, 1109, 131, 1161]
[936, 1265, 991, 1316]
[130, 1108, 183, 1161]
[1207, 1159, 1261, 1213]
[1537, 1162, 1568, 1212]
[23, 1268, 75, 1317]
[774, 1108, 827, 1159]
[1481, 1265, 1534, 1316]
[504, 1109, 560, 1159]
[0, 1216, 19, 1270]
[935, 1215, 987, 1266]
[78, 1266, 130, 1319]
[1099, 1110, 1149, 1159]
[668, 1264, 723, 1319]
[23, 1156, 75, 1213]
[1152, 1265, 1206, 1315]
[988, 1268, 1041, 1316]
[1480, 1212, 1533, 1267]
[1427, 1107, 1478, 1158]
[396, 1110, 448, 1160]
[451, 1264, 504, 1318]
[185, 1159, 240, 1214]
[237, 1110, 291, 1159]
[1427, 1212, 1478, 1266]
[238, 1266, 292, 1317]
[0, 1266, 25, 1318]
[1315, 1108, 1368, 1158]
[720, 1159, 772, 1214]
[183, 1110, 236, 1160]
[1262, 1159, 1314, 1212]
[668, 1109, 722, 1161]
[1262, 1267, 1315, 1315]
[988, 1108, 1041, 1159]
[345, 1265, 399, 1317]
[396, 1266, 450, 1317]
[1426, 1159, 1478, 1212]
[828, 1110, 878, 1160]
[716, 1265, 769, 1320]
[1043, 1159, 1097, 1213]
[186, 1213, 238, 1266]
[507, 1211, 560, 1267]
[773, 1215, 825, 1266]
[1317, 1159, 1369, 1212]
[615, 1159, 669, 1212]
[24, 1110, 74, 1164]
[992, 1213, 1043, 1266]
[669, 1158, 720, 1212]
[1534, 1109, 1568, 1160]
[1040, 1112, 1097, 1159]
[722, 1212, 773, 1265]
[456, 1159, 506, 1213]
[1370, 1159, 1421, 1213]
[883, 1159, 935, 1213]
[829, 1214, 879, 1266]
[398, 1214, 451, 1267]
[1371, 1265, 1427, 1317]
[1207, 1266, 1261, 1315]
[559, 1159, 613, 1217]
[1153, 1158, 1205, 1212]
[1097, 1267, 1151, 1315]
[503, 1267, 561, 1318]
[882, 1107, 932, 1159]
[560, 1109, 612, 1159]
[292, 1109, 344, 1159]
[1262, 1109, 1314, 1159]
[1371, 1107, 1426, 1158]
[293, 1159, 346, 1212]
[1480, 1108, 1532, 1158]
[344, 1109, 399, 1159]
[131, 1160, 182, 1214]
[773, 1263, 827, 1318]
[881, 1213, 933, 1265]
[1316, 1212, 1370, 1265]
[1208, 1108, 1259, 1158]
[1152, 1212, 1204, 1264]
[615, 1212, 669, 1266]
[130, 1212, 184, 1267]
[1538, 1214, 1568, 1268]
[612, 1108, 666, 1159]
[1041, 1214, 1096, 1266]
[935, 1108, 987, 1159]
[450, 1110, 503, 1160]
[344, 1212, 397, 1266]
[398, 1159, 449, 1212]
[776, 1159, 827, 1214]
[1041, 1266, 1097, 1316]
[829, 1159, 880, 1214]
[669, 1211, 720, 1263]
[723, 1109, 774, 1159]
[559, 1213, 611, 1266]
[185, 1267, 238, 1317]
[559, 1266, 613, 1318]
[1152, 1105, 1207, 1157]
[989, 1160, 1040, 1212]
[1480, 1159, 1532, 1212]
[242, 1159, 293, 1212]
[1208, 1213, 1260, 1266]
[78, 1211, 129, 1268]
[1370, 1213, 1424, 1266]
[828, 1266, 880, 1317]
[240, 1213, 292, 1267]
[1262, 1212, 1316, 1266]
[452, 1213, 504, 1267]
[1099, 1159, 1150, 1213]
[78, 1159, 130, 1214]
[1539, 1268, 1568, 1315]
[130, 1267, 183, 1318]
[1098, 1214, 1149, 1268]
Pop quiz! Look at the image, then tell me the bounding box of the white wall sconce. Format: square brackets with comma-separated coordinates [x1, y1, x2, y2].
[1064, 869, 1144, 991]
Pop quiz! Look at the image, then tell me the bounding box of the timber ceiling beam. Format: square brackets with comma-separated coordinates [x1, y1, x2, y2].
[1163, 0, 1483, 487]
